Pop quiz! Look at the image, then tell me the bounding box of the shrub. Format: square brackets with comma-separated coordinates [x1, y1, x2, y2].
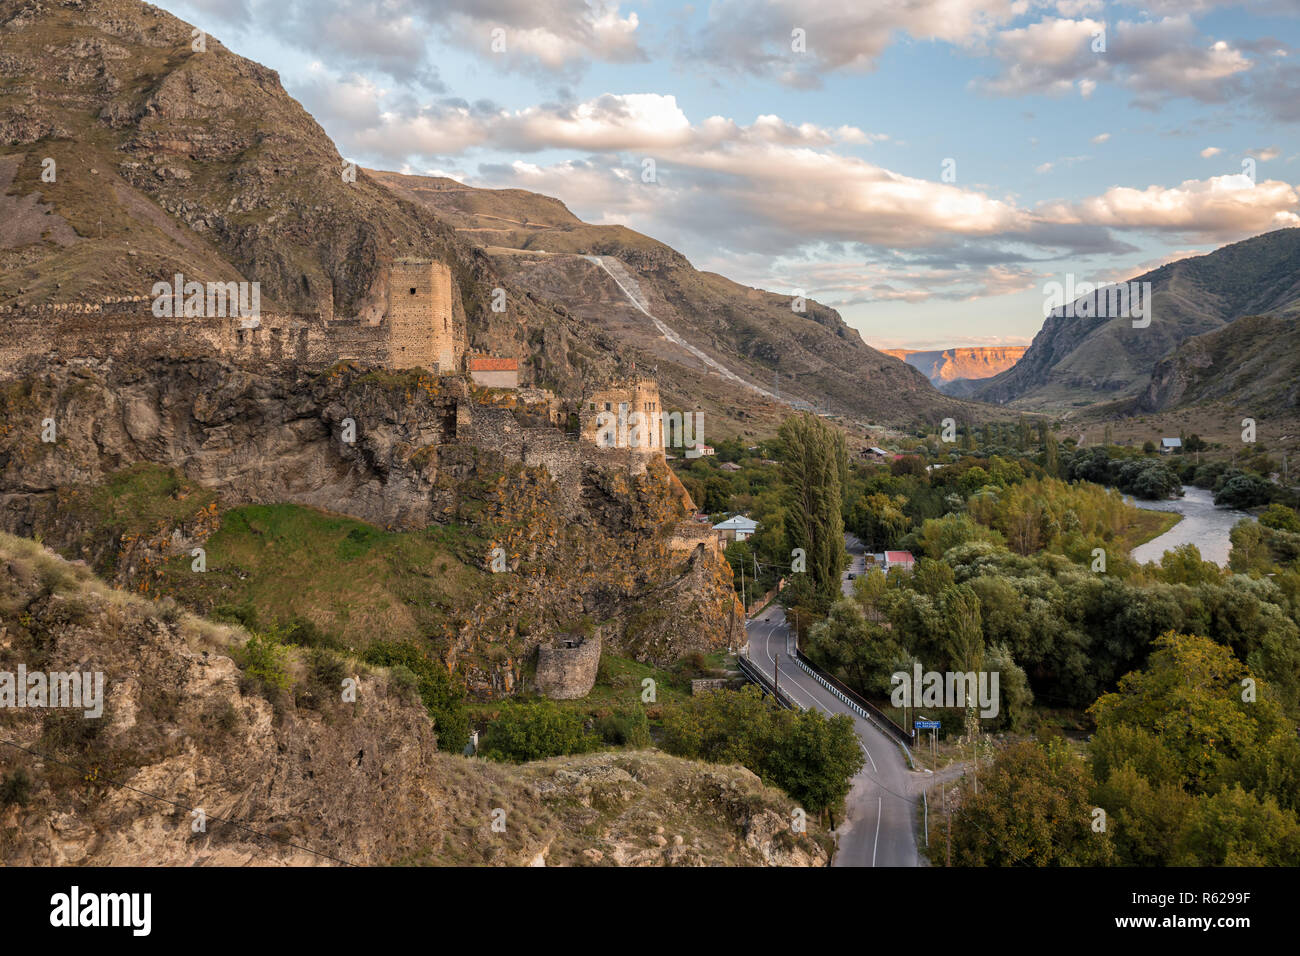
[1216, 474, 1272, 509]
[238, 632, 291, 695]
[0, 769, 32, 807]
[362, 641, 468, 753]
[387, 664, 421, 704]
[481, 701, 593, 762]
[596, 708, 651, 748]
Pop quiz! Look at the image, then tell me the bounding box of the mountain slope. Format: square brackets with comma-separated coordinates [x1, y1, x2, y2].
[976, 229, 1300, 408]
[0, 0, 969, 432]
[0, 0, 639, 400]
[1139, 313, 1300, 415]
[370, 170, 968, 429]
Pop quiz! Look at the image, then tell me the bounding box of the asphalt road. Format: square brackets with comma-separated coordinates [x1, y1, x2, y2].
[744, 536, 923, 867]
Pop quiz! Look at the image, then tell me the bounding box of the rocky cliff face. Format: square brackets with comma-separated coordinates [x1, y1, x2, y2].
[884, 347, 1026, 386]
[0, 534, 828, 865]
[0, 358, 742, 693]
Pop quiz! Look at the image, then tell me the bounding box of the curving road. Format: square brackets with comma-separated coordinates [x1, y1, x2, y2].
[744, 537, 923, 866]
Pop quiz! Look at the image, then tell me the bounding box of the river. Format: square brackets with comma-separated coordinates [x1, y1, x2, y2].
[1129, 485, 1254, 567]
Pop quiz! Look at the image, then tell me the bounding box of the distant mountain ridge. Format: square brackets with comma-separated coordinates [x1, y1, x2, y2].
[883, 346, 1026, 392]
[975, 229, 1300, 408]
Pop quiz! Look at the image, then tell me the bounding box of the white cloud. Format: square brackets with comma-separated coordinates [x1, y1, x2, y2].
[189, 0, 645, 78]
[1201, 146, 1223, 158]
[1040, 174, 1300, 239]
[1247, 146, 1281, 160]
[683, 0, 1025, 86]
[1091, 132, 1111, 144]
[974, 15, 1254, 105]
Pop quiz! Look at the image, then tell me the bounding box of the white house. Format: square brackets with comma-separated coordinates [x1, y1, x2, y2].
[1160, 437, 1182, 454]
[713, 515, 759, 543]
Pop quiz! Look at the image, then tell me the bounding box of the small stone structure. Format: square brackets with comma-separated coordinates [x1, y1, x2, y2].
[691, 678, 728, 695]
[535, 633, 601, 700]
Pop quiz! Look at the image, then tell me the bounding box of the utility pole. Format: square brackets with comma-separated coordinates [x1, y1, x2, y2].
[944, 783, 951, 867]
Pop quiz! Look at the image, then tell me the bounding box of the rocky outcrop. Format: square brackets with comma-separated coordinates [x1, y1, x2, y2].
[0, 535, 826, 865]
[0, 357, 742, 692]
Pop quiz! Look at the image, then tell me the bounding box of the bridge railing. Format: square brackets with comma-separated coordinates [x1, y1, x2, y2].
[792, 647, 914, 752]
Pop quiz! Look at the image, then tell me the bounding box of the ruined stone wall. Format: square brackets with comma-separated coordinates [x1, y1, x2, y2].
[535, 634, 601, 700]
[0, 257, 468, 375]
[670, 520, 719, 560]
[0, 306, 389, 374]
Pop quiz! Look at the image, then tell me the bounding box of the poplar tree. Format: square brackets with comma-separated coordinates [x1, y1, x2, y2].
[779, 413, 848, 607]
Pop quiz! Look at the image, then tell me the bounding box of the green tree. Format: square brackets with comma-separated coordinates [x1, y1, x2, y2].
[1088, 632, 1289, 794]
[779, 413, 848, 606]
[1159, 544, 1222, 586]
[1260, 503, 1300, 533]
[940, 583, 984, 673]
[950, 738, 1114, 866]
[764, 709, 864, 815]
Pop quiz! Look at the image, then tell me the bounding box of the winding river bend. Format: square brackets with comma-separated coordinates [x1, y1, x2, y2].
[1129, 485, 1254, 567]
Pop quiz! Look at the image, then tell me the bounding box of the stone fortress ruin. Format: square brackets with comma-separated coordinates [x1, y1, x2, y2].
[0, 258, 671, 467]
[0, 259, 722, 700]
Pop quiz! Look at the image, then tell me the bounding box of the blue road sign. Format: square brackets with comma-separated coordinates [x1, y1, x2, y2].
[915, 720, 940, 729]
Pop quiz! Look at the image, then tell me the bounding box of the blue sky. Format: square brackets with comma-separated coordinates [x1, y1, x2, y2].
[170, 0, 1298, 349]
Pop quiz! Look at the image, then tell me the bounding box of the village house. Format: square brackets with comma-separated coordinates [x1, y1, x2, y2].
[713, 515, 759, 544]
[883, 550, 916, 571]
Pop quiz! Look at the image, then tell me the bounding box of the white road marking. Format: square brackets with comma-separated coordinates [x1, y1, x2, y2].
[872, 796, 882, 867]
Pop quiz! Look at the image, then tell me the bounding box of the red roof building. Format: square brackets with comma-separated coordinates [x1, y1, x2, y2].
[883, 550, 916, 570]
[467, 354, 519, 388]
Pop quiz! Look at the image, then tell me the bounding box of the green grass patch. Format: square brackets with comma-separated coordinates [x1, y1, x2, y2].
[88, 463, 218, 534]
[153, 501, 489, 651]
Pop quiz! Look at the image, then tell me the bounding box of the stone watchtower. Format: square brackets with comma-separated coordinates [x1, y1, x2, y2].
[579, 375, 663, 453]
[386, 258, 459, 372]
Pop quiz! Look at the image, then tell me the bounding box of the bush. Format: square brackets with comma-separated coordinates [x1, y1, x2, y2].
[387, 664, 421, 704]
[1260, 504, 1300, 533]
[238, 632, 291, 695]
[596, 708, 651, 747]
[0, 769, 32, 807]
[481, 701, 594, 762]
[362, 641, 468, 753]
[1215, 474, 1272, 509]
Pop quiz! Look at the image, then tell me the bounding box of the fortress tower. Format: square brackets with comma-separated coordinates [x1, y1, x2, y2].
[580, 375, 663, 454]
[386, 259, 459, 372]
